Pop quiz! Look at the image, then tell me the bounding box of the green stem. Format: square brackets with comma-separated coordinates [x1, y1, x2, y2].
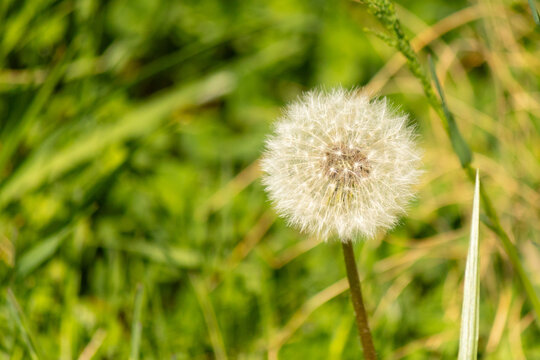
[341, 241, 377, 360]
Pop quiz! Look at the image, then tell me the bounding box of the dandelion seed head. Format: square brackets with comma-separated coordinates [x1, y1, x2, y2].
[261, 88, 422, 241]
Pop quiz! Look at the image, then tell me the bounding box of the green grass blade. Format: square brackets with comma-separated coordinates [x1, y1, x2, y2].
[16, 226, 72, 278]
[0, 47, 71, 174]
[16, 208, 94, 278]
[528, 0, 540, 25]
[129, 284, 144, 360]
[190, 275, 228, 360]
[6, 289, 43, 360]
[458, 171, 480, 360]
[428, 55, 472, 167]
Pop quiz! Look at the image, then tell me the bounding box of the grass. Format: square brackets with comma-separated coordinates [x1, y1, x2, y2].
[0, 0, 539, 359]
[458, 171, 480, 360]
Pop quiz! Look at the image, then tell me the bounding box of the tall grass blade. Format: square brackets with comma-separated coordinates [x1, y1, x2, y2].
[458, 171, 480, 360]
[6, 289, 43, 360]
[428, 55, 472, 167]
[129, 284, 144, 360]
[528, 0, 540, 25]
[190, 275, 228, 360]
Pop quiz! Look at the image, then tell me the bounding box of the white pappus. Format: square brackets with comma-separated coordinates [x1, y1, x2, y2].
[261, 88, 422, 241]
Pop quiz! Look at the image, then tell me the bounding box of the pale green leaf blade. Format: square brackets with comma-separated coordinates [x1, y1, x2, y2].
[528, 0, 540, 25]
[458, 170, 480, 360]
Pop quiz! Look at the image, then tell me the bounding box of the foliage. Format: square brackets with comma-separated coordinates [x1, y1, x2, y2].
[0, 0, 539, 358]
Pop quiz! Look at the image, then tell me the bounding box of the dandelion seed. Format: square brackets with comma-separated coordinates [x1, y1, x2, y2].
[261, 88, 422, 241]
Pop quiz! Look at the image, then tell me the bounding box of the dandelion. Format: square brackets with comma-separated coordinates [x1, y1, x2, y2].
[262, 88, 422, 241]
[261, 88, 422, 359]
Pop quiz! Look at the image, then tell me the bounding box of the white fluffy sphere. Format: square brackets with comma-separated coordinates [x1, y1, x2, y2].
[261, 88, 422, 241]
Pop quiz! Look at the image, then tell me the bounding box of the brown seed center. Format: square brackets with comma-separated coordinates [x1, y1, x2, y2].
[323, 144, 370, 185]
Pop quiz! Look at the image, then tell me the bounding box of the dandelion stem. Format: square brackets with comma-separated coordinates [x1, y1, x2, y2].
[341, 241, 377, 359]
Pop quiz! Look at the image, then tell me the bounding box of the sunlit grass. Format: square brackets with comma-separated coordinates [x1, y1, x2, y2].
[0, 0, 539, 359]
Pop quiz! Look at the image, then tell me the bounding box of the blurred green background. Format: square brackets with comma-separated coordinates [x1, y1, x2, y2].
[0, 0, 539, 358]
